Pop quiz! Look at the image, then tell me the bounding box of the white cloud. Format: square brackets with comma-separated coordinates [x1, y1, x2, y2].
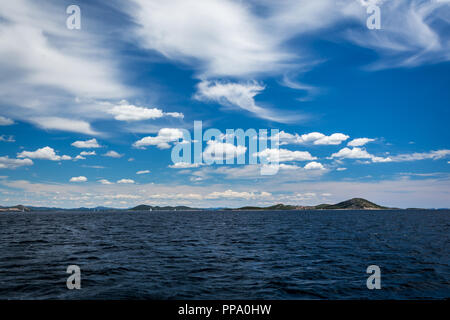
[203, 141, 247, 162]
[0, 135, 15, 142]
[336, 167, 347, 171]
[169, 162, 204, 169]
[126, 0, 450, 85]
[103, 151, 123, 158]
[304, 161, 325, 170]
[205, 189, 272, 200]
[129, 0, 292, 78]
[195, 80, 299, 123]
[347, 0, 450, 69]
[332, 147, 374, 160]
[70, 176, 87, 182]
[133, 128, 185, 149]
[256, 148, 316, 162]
[0, 1, 131, 135]
[117, 179, 135, 184]
[0, 156, 33, 169]
[391, 150, 450, 162]
[32, 117, 100, 136]
[72, 139, 101, 149]
[348, 138, 376, 147]
[2, 174, 449, 208]
[165, 112, 184, 119]
[74, 151, 96, 161]
[98, 179, 113, 185]
[130, 0, 449, 74]
[136, 170, 150, 174]
[108, 101, 184, 121]
[331, 148, 450, 163]
[80, 151, 96, 156]
[295, 132, 349, 145]
[0, 116, 14, 126]
[17, 146, 72, 161]
[274, 131, 349, 145]
[195, 163, 327, 181]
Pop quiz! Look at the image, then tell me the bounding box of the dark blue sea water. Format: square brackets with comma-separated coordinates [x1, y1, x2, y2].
[0, 210, 448, 299]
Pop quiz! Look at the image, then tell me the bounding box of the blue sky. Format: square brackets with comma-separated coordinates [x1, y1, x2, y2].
[0, 0, 449, 208]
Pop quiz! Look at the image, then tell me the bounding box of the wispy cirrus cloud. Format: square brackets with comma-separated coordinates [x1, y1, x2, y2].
[0, 0, 132, 135]
[136, 170, 150, 175]
[0, 135, 15, 143]
[127, 0, 450, 78]
[331, 148, 450, 163]
[194, 80, 303, 123]
[0, 116, 14, 126]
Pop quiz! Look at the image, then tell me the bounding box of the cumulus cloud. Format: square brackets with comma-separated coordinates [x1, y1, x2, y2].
[98, 179, 113, 185]
[256, 148, 317, 163]
[133, 128, 185, 149]
[108, 101, 184, 121]
[74, 150, 96, 161]
[70, 176, 87, 182]
[72, 139, 101, 149]
[0, 116, 14, 126]
[17, 147, 72, 161]
[274, 131, 349, 146]
[203, 141, 247, 162]
[80, 151, 96, 156]
[136, 170, 150, 174]
[103, 151, 123, 158]
[117, 179, 135, 184]
[0, 156, 33, 169]
[304, 161, 325, 170]
[168, 162, 204, 169]
[331, 147, 391, 163]
[348, 138, 376, 147]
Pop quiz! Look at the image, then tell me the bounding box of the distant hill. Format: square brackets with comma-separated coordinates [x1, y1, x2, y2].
[2, 198, 437, 213]
[235, 203, 298, 211]
[0, 205, 31, 212]
[318, 198, 388, 210]
[130, 205, 200, 211]
[0, 205, 121, 212]
[233, 198, 390, 211]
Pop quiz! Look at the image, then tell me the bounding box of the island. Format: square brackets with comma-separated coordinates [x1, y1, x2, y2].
[0, 198, 409, 212]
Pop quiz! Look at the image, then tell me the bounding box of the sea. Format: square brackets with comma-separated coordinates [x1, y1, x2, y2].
[0, 210, 448, 299]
